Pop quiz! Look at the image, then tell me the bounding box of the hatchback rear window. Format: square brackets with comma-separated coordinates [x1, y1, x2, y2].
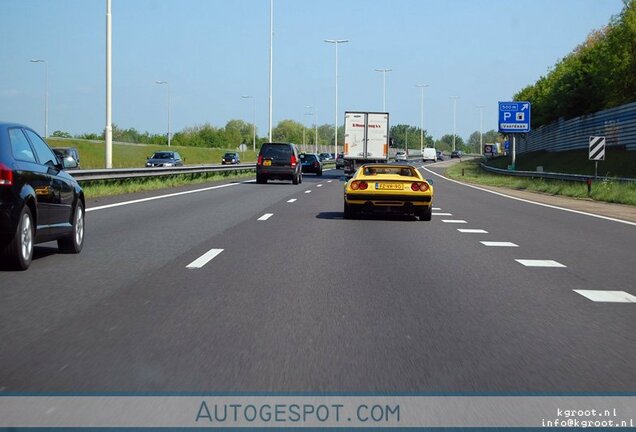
[300, 154, 317, 162]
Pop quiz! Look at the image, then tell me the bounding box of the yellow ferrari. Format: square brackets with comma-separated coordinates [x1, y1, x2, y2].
[343, 163, 434, 220]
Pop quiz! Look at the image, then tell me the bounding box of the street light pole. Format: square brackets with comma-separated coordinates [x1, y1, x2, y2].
[450, 96, 459, 152]
[242, 95, 256, 152]
[268, 0, 273, 142]
[305, 105, 317, 153]
[416, 84, 429, 153]
[155, 81, 171, 147]
[375, 68, 392, 112]
[29, 59, 48, 139]
[324, 39, 348, 157]
[105, 0, 112, 168]
[478, 105, 486, 156]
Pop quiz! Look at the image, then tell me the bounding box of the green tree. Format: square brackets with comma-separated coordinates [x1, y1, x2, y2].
[51, 130, 72, 138]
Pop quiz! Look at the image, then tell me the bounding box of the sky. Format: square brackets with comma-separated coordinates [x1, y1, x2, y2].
[0, 0, 625, 141]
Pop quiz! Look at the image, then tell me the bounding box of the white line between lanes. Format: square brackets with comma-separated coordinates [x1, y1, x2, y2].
[186, 248, 224, 269]
[458, 229, 489, 233]
[573, 290, 636, 303]
[422, 166, 636, 227]
[515, 259, 566, 268]
[317, 184, 323, 188]
[432, 207, 441, 211]
[442, 219, 467, 224]
[327, 180, 333, 183]
[304, 190, 312, 194]
[86, 182, 241, 212]
[480, 241, 519, 247]
[258, 213, 274, 221]
[287, 199, 297, 203]
[433, 213, 453, 216]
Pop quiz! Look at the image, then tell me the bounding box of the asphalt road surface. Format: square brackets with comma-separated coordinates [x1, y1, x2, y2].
[1, 163, 635, 392]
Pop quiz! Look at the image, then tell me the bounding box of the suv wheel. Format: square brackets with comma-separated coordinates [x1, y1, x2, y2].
[3, 206, 34, 270]
[292, 173, 299, 185]
[58, 201, 85, 253]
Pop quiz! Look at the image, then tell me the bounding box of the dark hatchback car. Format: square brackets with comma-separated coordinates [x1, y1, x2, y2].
[0, 123, 85, 270]
[145, 151, 183, 167]
[450, 150, 463, 158]
[336, 152, 344, 169]
[221, 152, 240, 165]
[256, 142, 302, 184]
[52, 147, 80, 169]
[299, 153, 323, 176]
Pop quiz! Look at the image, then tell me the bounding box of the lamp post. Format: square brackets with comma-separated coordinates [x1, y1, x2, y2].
[242, 95, 256, 152]
[155, 81, 171, 147]
[416, 84, 429, 153]
[324, 39, 348, 157]
[105, 0, 112, 168]
[477, 105, 486, 156]
[374, 68, 392, 112]
[29, 59, 48, 139]
[268, 0, 273, 142]
[450, 96, 460, 152]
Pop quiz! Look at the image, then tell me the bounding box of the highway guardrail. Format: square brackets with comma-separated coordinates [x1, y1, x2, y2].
[480, 162, 636, 183]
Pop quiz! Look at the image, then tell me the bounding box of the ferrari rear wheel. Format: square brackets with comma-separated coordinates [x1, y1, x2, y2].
[343, 201, 352, 219]
[419, 205, 432, 221]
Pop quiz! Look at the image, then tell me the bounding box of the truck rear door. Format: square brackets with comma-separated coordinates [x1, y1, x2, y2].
[344, 112, 366, 158]
[366, 113, 389, 159]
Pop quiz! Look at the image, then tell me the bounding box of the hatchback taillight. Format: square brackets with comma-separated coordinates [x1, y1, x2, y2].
[313, 162, 318, 168]
[257, 155, 263, 165]
[290, 154, 297, 167]
[0, 163, 13, 186]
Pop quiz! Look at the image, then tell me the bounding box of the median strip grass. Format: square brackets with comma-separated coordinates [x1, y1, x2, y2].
[445, 159, 636, 206]
[81, 170, 254, 199]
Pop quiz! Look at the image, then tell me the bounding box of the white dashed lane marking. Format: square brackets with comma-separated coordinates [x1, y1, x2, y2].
[433, 213, 452, 216]
[287, 199, 297, 203]
[304, 190, 312, 194]
[458, 229, 488, 234]
[257, 213, 274, 221]
[317, 184, 323, 188]
[515, 259, 566, 268]
[480, 241, 519, 247]
[573, 290, 636, 303]
[327, 180, 333, 183]
[186, 249, 224, 269]
[442, 220, 467, 224]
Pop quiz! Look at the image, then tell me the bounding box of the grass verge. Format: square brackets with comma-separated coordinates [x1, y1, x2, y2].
[445, 159, 636, 206]
[82, 170, 255, 199]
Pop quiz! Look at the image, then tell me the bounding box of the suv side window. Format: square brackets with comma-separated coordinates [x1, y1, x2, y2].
[174, 152, 181, 160]
[8, 128, 37, 163]
[24, 129, 57, 166]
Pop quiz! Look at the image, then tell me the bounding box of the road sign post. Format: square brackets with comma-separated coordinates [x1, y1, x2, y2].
[499, 102, 531, 170]
[589, 136, 605, 179]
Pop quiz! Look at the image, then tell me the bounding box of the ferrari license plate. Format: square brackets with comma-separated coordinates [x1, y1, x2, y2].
[376, 183, 403, 190]
[264, 160, 272, 166]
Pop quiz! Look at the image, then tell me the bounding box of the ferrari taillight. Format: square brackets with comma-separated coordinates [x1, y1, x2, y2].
[411, 182, 430, 192]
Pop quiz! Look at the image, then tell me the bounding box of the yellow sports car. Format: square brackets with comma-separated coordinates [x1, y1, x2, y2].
[343, 163, 434, 220]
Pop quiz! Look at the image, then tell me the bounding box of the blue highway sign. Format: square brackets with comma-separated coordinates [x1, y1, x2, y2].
[499, 101, 531, 133]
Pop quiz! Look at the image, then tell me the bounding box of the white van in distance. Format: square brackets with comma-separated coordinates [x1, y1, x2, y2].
[422, 147, 437, 162]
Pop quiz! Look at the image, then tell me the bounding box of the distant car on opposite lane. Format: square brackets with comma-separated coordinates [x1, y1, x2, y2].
[395, 151, 408, 161]
[436, 150, 444, 161]
[300, 153, 323, 176]
[422, 147, 437, 162]
[221, 152, 240, 165]
[146, 151, 183, 167]
[343, 163, 434, 221]
[450, 150, 463, 158]
[0, 122, 85, 270]
[319, 152, 332, 161]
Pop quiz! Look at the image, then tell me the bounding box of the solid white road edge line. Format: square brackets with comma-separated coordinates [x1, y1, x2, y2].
[422, 166, 636, 227]
[87, 182, 241, 212]
[186, 248, 224, 269]
[257, 213, 274, 221]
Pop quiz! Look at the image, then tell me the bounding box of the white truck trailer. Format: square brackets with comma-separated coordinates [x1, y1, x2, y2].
[343, 111, 390, 176]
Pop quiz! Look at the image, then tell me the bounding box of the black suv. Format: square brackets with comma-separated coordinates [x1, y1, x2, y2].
[256, 143, 302, 184]
[0, 122, 85, 270]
